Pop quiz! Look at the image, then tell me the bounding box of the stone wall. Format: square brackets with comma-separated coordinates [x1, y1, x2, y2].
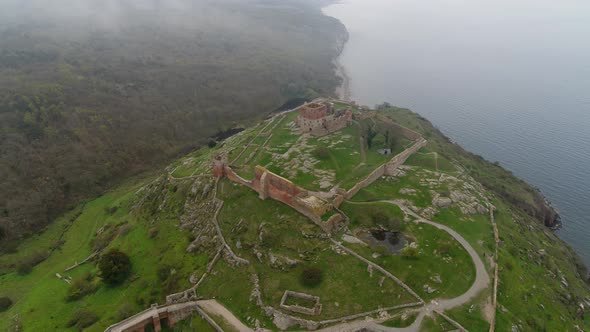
[343, 138, 427, 202]
[279, 290, 322, 316]
[373, 113, 422, 141]
[215, 158, 343, 233]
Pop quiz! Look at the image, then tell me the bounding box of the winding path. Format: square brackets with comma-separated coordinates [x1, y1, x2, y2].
[318, 200, 490, 332]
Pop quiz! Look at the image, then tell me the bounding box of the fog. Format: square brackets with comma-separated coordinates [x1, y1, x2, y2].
[0, 0, 262, 34]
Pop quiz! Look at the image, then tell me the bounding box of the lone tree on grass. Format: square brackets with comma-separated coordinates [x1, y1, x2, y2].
[301, 267, 323, 287]
[0, 297, 13, 312]
[98, 249, 131, 285]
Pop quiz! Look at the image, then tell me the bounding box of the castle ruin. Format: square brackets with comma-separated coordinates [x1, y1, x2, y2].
[212, 155, 342, 233]
[296, 100, 353, 136]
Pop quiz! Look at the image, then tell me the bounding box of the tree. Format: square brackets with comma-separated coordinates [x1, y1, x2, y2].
[0, 297, 13, 312]
[366, 125, 378, 149]
[98, 249, 131, 285]
[372, 211, 401, 231]
[301, 267, 323, 287]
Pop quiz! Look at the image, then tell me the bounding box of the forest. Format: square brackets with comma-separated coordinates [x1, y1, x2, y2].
[0, 0, 347, 248]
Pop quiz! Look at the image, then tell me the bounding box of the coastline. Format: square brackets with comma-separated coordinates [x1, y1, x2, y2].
[320, 0, 588, 272]
[322, 3, 352, 101]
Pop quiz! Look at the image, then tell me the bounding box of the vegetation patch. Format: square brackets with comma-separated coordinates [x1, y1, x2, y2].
[301, 267, 324, 288]
[98, 249, 132, 285]
[0, 297, 13, 312]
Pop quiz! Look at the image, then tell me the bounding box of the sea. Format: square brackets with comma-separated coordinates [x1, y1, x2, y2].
[323, 0, 590, 266]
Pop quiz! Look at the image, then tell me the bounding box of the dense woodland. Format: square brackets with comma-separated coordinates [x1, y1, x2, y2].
[0, 0, 346, 247]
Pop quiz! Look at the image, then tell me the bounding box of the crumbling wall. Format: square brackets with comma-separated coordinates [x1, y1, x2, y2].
[280, 290, 322, 316]
[345, 165, 386, 199]
[345, 138, 427, 200]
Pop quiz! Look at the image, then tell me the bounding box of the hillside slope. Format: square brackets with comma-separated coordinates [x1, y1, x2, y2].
[0, 0, 347, 244]
[0, 101, 588, 332]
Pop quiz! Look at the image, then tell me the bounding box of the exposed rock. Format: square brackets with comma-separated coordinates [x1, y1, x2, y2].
[342, 234, 367, 245]
[433, 196, 452, 208]
[423, 284, 437, 294]
[431, 274, 442, 284]
[399, 188, 417, 195]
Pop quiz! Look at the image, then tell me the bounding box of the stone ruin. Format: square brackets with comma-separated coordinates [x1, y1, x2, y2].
[213, 154, 344, 233]
[295, 100, 353, 137]
[279, 290, 322, 316]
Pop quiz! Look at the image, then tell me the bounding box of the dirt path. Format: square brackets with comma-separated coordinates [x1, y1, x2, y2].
[387, 201, 490, 311]
[197, 299, 254, 332]
[323, 200, 490, 331]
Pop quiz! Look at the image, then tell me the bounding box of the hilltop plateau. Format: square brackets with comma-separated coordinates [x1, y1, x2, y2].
[1, 99, 588, 332]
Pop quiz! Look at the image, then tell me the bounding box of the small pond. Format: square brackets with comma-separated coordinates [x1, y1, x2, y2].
[358, 229, 406, 254]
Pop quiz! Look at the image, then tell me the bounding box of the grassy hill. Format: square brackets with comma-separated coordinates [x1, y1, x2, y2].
[1, 102, 588, 331]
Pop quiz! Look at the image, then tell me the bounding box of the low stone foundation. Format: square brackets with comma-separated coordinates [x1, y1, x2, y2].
[280, 290, 322, 316]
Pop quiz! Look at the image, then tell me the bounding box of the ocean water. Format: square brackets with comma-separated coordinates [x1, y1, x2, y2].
[324, 0, 590, 266]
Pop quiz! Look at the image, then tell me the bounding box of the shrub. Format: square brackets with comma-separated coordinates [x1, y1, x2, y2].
[372, 211, 401, 231]
[107, 206, 119, 215]
[313, 147, 330, 159]
[98, 249, 132, 285]
[16, 250, 50, 275]
[117, 224, 132, 237]
[301, 267, 323, 287]
[117, 303, 135, 320]
[66, 309, 99, 331]
[66, 273, 98, 301]
[16, 262, 33, 275]
[0, 297, 13, 312]
[401, 243, 419, 258]
[148, 227, 159, 239]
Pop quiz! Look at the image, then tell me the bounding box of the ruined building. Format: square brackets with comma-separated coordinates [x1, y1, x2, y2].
[212, 154, 343, 233]
[296, 101, 353, 136]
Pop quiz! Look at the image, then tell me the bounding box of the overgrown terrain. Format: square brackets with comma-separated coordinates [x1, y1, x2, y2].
[1, 103, 588, 331]
[0, 0, 346, 245]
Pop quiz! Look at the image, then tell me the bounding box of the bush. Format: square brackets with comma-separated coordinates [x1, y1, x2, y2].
[0, 297, 13, 312]
[66, 273, 98, 301]
[313, 147, 330, 159]
[401, 243, 419, 258]
[148, 227, 159, 239]
[16, 262, 33, 275]
[117, 224, 132, 237]
[16, 250, 50, 275]
[66, 309, 99, 331]
[372, 211, 401, 231]
[301, 267, 323, 287]
[117, 303, 135, 321]
[98, 249, 132, 285]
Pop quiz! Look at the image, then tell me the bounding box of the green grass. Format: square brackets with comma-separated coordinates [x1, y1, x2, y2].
[351, 169, 433, 207]
[4, 103, 590, 332]
[204, 181, 417, 321]
[344, 220, 476, 301]
[406, 148, 457, 173]
[380, 311, 418, 328]
[169, 314, 217, 332]
[340, 201, 405, 230]
[420, 314, 455, 332]
[0, 177, 210, 332]
[445, 288, 491, 331]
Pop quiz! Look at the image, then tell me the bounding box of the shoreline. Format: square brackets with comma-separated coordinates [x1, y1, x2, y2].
[322, 2, 352, 101]
[320, 0, 586, 270]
